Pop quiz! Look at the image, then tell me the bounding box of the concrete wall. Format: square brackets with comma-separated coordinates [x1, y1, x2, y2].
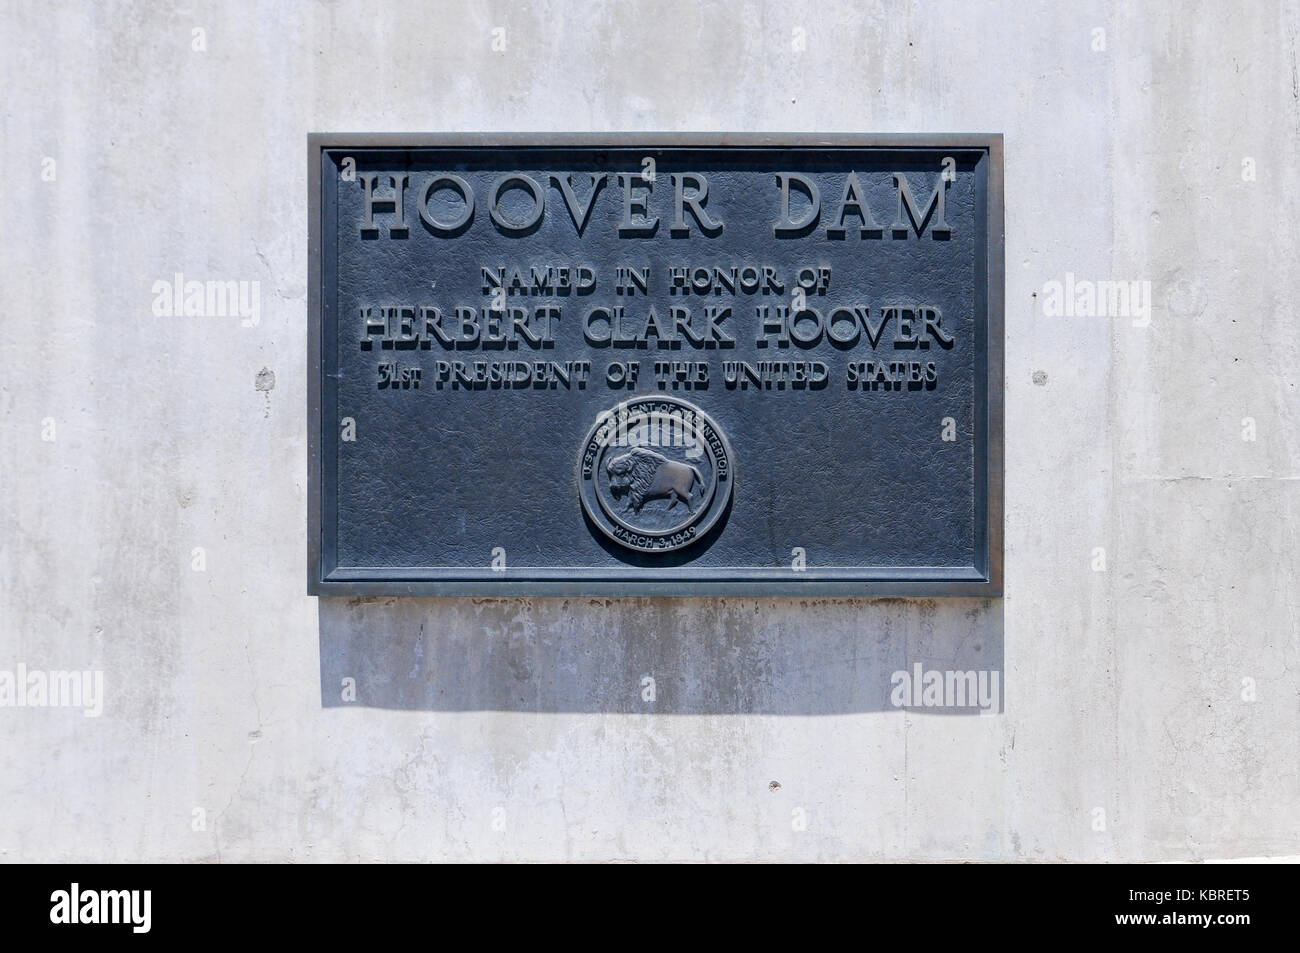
[1, 0, 1296, 862]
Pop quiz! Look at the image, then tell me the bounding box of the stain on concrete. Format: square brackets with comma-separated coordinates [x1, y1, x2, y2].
[255, 367, 275, 418]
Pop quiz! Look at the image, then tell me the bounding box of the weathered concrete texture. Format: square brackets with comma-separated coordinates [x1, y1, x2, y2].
[0, 0, 1297, 861]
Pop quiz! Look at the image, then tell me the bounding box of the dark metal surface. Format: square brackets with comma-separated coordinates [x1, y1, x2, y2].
[308, 134, 1004, 596]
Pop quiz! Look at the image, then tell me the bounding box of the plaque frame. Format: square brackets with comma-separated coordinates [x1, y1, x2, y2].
[308, 133, 1004, 598]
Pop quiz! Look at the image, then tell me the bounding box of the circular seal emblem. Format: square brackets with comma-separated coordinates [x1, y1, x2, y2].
[577, 396, 734, 553]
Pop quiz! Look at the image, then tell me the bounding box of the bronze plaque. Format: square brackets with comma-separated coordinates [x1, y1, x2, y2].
[308, 134, 1003, 596]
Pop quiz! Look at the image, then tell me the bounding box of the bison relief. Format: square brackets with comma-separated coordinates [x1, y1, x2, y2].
[606, 447, 704, 514]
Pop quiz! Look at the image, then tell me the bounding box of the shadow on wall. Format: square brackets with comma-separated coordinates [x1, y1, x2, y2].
[318, 597, 1004, 715]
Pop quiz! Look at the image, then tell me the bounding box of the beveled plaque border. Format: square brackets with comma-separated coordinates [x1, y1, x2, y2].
[308, 133, 1004, 598]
